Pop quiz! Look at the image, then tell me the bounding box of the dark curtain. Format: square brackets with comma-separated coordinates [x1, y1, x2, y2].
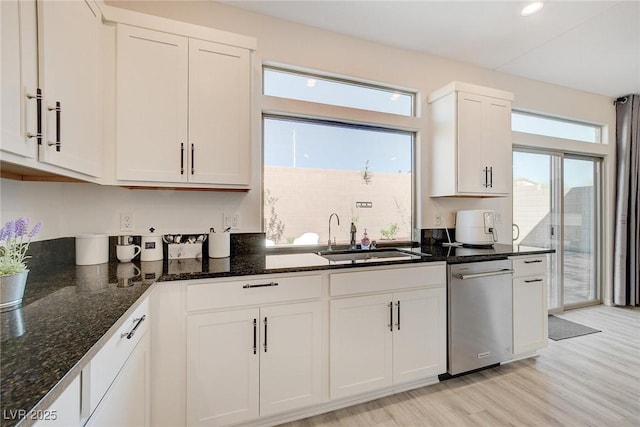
[613, 94, 640, 306]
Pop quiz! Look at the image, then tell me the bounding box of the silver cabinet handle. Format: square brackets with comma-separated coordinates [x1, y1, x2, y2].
[388, 301, 393, 332]
[243, 282, 278, 289]
[455, 269, 514, 280]
[524, 279, 543, 283]
[395, 301, 401, 331]
[489, 166, 493, 188]
[25, 89, 42, 144]
[47, 102, 61, 151]
[524, 259, 543, 264]
[483, 167, 488, 187]
[121, 315, 146, 339]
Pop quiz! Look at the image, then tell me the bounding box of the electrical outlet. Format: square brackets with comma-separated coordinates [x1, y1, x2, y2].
[120, 213, 134, 231]
[223, 213, 241, 230]
[435, 213, 443, 227]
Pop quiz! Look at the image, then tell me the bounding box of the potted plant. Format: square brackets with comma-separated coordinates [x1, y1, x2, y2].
[0, 218, 42, 311]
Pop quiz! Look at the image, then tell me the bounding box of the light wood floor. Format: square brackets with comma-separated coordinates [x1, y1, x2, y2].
[279, 305, 640, 427]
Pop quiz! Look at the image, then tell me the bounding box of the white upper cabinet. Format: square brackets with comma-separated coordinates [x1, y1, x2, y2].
[38, 0, 101, 177]
[116, 24, 251, 188]
[1, 0, 39, 160]
[429, 82, 513, 197]
[1, 0, 101, 179]
[116, 25, 189, 182]
[188, 39, 250, 185]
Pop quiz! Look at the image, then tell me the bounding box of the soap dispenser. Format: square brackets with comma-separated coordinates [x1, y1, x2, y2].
[361, 229, 371, 250]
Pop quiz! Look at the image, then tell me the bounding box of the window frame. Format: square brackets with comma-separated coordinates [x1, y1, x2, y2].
[260, 65, 421, 248]
[512, 110, 603, 144]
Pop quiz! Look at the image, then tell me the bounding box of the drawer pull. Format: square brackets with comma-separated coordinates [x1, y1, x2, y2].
[121, 315, 146, 339]
[524, 259, 543, 264]
[524, 279, 543, 283]
[243, 282, 279, 289]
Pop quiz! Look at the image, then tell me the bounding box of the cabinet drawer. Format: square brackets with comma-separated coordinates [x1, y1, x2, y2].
[85, 297, 149, 416]
[187, 275, 322, 312]
[512, 256, 547, 278]
[330, 263, 446, 297]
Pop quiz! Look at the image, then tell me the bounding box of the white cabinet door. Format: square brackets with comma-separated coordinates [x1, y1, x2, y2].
[330, 293, 393, 399]
[1, 0, 39, 159]
[85, 333, 151, 427]
[392, 287, 446, 383]
[513, 276, 548, 354]
[38, 0, 101, 177]
[187, 309, 260, 426]
[484, 98, 512, 195]
[116, 25, 188, 182]
[188, 39, 250, 186]
[260, 302, 322, 416]
[457, 92, 486, 194]
[33, 376, 81, 427]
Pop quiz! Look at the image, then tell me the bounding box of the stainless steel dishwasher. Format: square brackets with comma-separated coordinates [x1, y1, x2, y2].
[448, 259, 514, 375]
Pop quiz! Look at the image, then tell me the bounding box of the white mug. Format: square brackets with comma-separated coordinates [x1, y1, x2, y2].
[116, 244, 141, 262]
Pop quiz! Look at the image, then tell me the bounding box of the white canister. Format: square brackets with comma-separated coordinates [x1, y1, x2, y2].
[141, 231, 163, 261]
[75, 234, 109, 265]
[208, 232, 230, 258]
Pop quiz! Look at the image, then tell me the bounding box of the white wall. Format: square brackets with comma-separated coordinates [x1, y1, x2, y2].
[1, 0, 615, 252]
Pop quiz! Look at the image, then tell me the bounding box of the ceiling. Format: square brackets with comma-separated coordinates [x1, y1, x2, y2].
[221, 0, 640, 98]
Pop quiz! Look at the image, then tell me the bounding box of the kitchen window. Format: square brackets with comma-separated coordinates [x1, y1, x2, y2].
[263, 66, 415, 116]
[262, 67, 418, 247]
[512, 111, 602, 143]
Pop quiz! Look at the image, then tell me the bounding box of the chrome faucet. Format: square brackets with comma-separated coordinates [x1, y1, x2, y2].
[328, 213, 340, 250]
[350, 222, 357, 250]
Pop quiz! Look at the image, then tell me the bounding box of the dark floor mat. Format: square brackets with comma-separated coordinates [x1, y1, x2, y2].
[548, 315, 601, 341]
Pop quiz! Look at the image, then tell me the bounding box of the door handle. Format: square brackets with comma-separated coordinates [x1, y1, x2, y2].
[180, 143, 185, 175]
[47, 102, 61, 151]
[524, 279, 543, 283]
[455, 269, 514, 280]
[191, 143, 195, 175]
[388, 302, 393, 332]
[395, 301, 401, 331]
[25, 89, 42, 145]
[489, 167, 493, 188]
[263, 317, 268, 353]
[120, 315, 146, 339]
[483, 167, 488, 187]
[252, 318, 257, 355]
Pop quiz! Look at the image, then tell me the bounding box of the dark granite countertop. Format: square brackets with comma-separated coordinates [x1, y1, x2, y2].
[1, 263, 152, 427]
[0, 242, 552, 426]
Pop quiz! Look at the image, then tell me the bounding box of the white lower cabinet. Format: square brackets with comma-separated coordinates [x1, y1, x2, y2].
[85, 333, 151, 427]
[512, 255, 548, 356]
[329, 266, 447, 400]
[32, 376, 81, 426]
[84, 297, 151, 426]
[186, 300, 321, 426]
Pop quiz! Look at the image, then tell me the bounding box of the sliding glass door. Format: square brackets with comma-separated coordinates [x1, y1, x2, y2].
[513, 150, 601, 311]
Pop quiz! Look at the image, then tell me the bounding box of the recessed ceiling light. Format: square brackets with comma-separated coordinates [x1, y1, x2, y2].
[306, 78, 317, 88]
[521, 1, 544, 16]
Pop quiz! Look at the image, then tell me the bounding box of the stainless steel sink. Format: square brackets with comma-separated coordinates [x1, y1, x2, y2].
[317, 248, 422, 262]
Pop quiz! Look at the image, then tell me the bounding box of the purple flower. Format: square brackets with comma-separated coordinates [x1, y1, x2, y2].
[1, 220, 16, 242]
[15, 217, 29, 237]
[29, 221, 43, 238]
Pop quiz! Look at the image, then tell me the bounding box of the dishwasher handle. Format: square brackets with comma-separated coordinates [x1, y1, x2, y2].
[454, 269, 514, 280]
